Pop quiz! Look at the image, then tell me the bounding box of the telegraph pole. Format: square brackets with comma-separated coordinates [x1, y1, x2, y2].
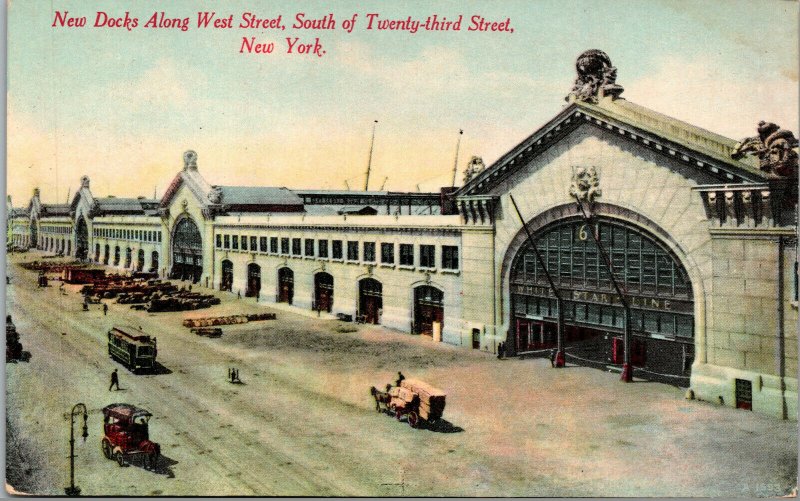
[364, 120, 378, 191]
[450, 129, 463, 187]
[510, 194, 565, 366]
[573, 197, 634, 382]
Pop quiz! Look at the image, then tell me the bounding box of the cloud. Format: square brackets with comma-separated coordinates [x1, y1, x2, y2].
[104, 57, 202, 112]
[624, 55, 799, 139]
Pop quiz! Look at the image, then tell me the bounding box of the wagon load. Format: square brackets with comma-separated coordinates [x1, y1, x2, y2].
[400, 378, 446, 422]
[371, 376, 447, 428]
[182, 312, 276, 328]
[62, 267, 106, 284]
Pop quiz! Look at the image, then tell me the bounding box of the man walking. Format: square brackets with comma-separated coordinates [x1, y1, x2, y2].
[109, 369, 120, 391]
[103, 303, 108, 316]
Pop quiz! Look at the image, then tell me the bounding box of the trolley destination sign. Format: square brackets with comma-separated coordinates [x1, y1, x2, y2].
[510, 283, 693, 314]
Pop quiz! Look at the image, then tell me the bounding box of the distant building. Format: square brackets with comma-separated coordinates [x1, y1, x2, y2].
[9, 51, 798, 419]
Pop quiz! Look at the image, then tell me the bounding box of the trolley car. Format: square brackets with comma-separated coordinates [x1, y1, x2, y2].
[107, 326, 157, 372]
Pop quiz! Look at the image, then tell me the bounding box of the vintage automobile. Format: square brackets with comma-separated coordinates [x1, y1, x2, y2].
[108, 326, 157, 372]
[101, 403, 160, 469]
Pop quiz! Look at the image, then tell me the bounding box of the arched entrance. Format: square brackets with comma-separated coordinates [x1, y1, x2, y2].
[75, 217, 89, 260]
[359, 278, 383, 324]
[509, 217, 694, 380]
[150, 251, 159, 273]
[171, 217, 203, 283]
[414, 286, 444, 336]
[104, 244, 110, 265]
[278, 268, 294, 304]
[137, 249, 145, 271]
[220, 260, 233, 291]
[314, 272, 334, 312]
[94, 243, 101, 262]
[246, 263, 261, 298]
[124, 248, 132, 268]
[113, 246, 120, 265]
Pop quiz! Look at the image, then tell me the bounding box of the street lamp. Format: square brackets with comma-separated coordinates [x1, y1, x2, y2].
[65, 403, 88, 496]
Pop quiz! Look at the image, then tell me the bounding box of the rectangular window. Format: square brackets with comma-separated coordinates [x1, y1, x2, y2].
[224, 235, 230, 249]
[399, 244, 414, 266]
[442, 246, 459, 270]
[232, 235, 239, 250]
[305, 239, 315, 257]
[381, 243, 394, 264]
[363, 242, 376, 262]
[292, 238, 301, 256]
[259, 237, 268, 252]
[420, 245, 435, 268]
[157, 231, 162, 242]
[250, 236, 257, 251]
[216, 234, 222, 248]
[270, 237, 278, 253]
[332, 240, 343, 260]
[347, 241, 359, 261]
[318, 240, 329, 258]
[241, 235, 248, 251]
[281, 237, 289, 255]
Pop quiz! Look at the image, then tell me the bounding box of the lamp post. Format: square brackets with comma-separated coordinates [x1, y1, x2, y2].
[65, 403, 88, 496]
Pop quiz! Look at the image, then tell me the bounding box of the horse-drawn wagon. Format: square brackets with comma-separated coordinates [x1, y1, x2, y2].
[371, 378, 446, 428]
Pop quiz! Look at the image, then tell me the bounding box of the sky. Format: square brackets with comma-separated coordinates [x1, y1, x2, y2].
[7, 0, 799, 205]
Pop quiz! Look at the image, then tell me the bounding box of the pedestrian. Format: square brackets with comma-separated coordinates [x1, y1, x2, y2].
[109, 369, 120, 391]
[497, 342, 503, 359]
[549, 349, 557, 368]
[103, 303, 108, 316]
[395, 371, 405, 387]
[237, 291, 241, 300]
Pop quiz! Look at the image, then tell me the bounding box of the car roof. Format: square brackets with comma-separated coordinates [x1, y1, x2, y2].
[102, 403, 152, 420]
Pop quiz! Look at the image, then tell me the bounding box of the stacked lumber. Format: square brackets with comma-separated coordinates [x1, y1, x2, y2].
[146, 290, 221, 312]
[182, 312, 276, 328]
[400, 378, 446, 421]
[19, 261, 83, 272]
[388, 386, 416, 411]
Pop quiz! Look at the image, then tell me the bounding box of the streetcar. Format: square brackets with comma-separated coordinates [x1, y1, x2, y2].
[107, 326, 157, 372]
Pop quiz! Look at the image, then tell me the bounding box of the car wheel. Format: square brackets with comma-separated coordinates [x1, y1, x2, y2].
[115, 451, 125, 467]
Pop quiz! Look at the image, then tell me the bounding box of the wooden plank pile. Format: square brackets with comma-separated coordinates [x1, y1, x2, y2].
[190, 327, 223, 338]
[146, 290, 221, 312]
[400, 378, 446, 421]
[62, 268, 107, 284]
[19, 261, 83, 273]
[182, 312, 276, 328]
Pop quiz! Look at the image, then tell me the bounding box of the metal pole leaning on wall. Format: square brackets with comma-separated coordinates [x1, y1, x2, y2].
[573, 197, 633, 382]
[509, 194, 565, 367]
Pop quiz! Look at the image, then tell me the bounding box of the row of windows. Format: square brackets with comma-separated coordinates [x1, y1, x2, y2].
[513, 220, 691, 299]
[94, 227, 162, 243]
[215, 234, 460, 270]
[514, 296, 694, 339]
[40, 225, 70, 234]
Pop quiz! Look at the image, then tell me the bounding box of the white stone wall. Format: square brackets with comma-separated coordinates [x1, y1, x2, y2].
[210, 216, 468, 345]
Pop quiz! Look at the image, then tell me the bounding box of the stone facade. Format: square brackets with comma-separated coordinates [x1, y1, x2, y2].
[9, 55, 797, 420]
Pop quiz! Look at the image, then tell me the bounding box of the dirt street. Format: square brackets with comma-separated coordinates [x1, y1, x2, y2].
[5, 254, 798, 496]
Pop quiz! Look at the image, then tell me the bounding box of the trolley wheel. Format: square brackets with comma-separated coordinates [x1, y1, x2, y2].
[101, 439, 112, 459]
[407, 411, 419, 428]
[114, 451, 125, 467]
